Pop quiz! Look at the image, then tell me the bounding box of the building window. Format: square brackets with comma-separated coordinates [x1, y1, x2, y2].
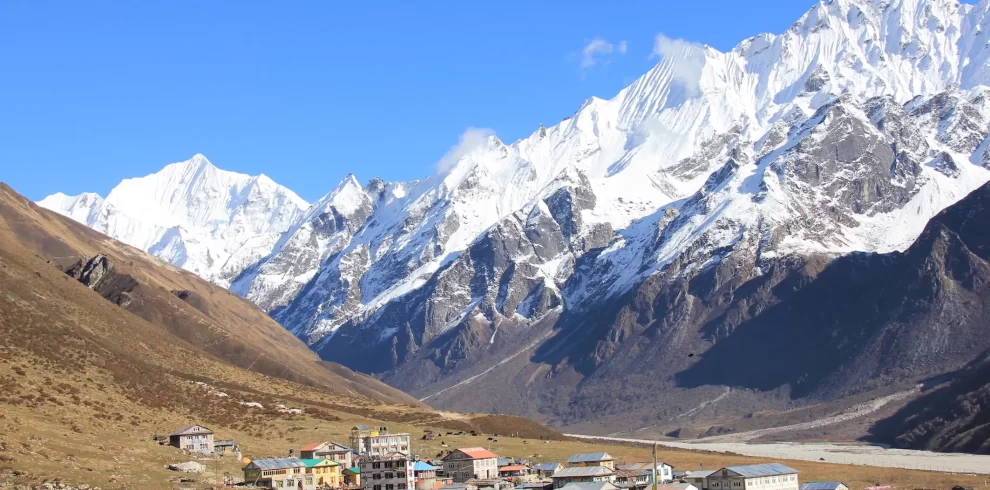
[374, 486, 382, 490]
[399, 485, 406, 489]
[387, 485, 395, 490]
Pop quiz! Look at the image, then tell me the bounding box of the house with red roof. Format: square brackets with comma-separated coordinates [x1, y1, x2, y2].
[442, 448, 499, 482]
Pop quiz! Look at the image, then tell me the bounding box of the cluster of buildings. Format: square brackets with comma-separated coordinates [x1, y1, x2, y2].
[167, 422, 845, 490]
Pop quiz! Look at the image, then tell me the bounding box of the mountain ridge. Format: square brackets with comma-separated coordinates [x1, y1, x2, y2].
[37, 0, 990, 438]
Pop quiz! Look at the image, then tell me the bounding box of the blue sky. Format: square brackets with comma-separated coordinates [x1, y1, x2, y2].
[2, 1, 847, 201]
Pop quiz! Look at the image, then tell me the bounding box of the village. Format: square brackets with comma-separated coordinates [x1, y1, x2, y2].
[162, 423, 854, 490]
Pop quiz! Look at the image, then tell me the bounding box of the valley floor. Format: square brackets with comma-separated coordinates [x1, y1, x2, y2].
[567, 434, 990, 475]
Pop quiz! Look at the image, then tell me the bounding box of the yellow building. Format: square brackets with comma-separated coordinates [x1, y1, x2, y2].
[243, 457, 315, 489]
[303, 458, 343, 488]
[343, 467, 361, 487]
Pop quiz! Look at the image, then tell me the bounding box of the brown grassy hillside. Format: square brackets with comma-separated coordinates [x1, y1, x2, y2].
[0, 182, 416, 403]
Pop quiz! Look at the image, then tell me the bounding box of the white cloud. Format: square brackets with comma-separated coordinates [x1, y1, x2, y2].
[652, 33, 707, 98]
[435, 127, 495, 175]
[580, 37, 629, 69]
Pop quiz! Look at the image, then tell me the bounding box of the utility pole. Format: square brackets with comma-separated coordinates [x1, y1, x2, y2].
[652, 442, 658, 490]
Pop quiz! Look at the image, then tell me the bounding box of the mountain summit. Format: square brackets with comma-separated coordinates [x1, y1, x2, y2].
[39, 154, 308, 286]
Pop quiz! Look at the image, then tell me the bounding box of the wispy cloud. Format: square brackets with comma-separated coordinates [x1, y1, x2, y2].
[435, 127, 495, 175]
[579, 37, 628, 70]
[652, 33, 707, 98]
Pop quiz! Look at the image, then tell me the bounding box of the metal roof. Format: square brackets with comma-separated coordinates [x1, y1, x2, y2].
[551, 466, 614, 478]
[246, 457, 307, 471]
[353, 425, 370, 430]
[560, 482, 619, 490]
[446, 447, 499, 460]
[301, 441, 328, 452]
[214, 440, 237, 446]
[567, 452, 615, 463]
[685, 470, 717, 479]
[616, 463, 673, 471]
[533, 462, 563, 471]
[801, 483, 845, 490]
[614, 469, 651, 478]
[656, 484, 698, 490]
[414, 461, 439, 471]
[301, 459, 337, 468]
[723, 463, 799, 478]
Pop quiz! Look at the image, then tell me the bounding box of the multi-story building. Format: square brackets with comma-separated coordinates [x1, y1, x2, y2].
[243, 457, 313, 490]
[687, 464, 799, 490]
[351, 425, 412, 457]
[361, 452, 416, 490]
[442, 448, 499, 482]
[168, 425, 214, 454]
[302, 440, 354, 467]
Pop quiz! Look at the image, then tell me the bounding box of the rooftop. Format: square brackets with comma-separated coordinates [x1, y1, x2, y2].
[800, 483, 846, 490]
[246, 457, 306, 471]
[301, 441, 328, 452]
[533, 462, 563, 471]
[567, 453, 615, 464]
[614, 469, 651, 479]
[560, 482, 619, 490]
[724, 463, 799, 478]
[551, 466, 614, 478]
[301, 458, 338, 468]
[414, 461, 439, 472]
[448, 447, 499, 460]
[169, 425, 213, 436]
[499, 465, 529, 472]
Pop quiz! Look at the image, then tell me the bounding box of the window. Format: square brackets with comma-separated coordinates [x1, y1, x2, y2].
[386, 462, 394, 468]
[374, 463, 382, 469]
[397, 472, 405, 478]
[386, 485, 395, 490]
[399, 485, 406, 489]
[386, 473, 394, 479]
[374, 486, 382, 490]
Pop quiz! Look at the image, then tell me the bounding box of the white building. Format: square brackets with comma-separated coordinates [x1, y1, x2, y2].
[616, 462, 674, 483]
[351, 425, 412, 457]
[361, 452, 416, 490]
[687, 464, 799, 490]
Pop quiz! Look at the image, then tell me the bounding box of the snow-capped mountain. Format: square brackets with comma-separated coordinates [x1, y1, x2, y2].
[248, 0, 990, 426]
[39, 154, 308, 286]
[249, 0, 990, 336]
[40, 0, 990, 432]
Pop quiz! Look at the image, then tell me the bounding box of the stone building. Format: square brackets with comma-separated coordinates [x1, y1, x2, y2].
[168, 425, 214, 454]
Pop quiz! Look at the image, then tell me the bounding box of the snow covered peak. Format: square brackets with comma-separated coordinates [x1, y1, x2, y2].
[38, 154, 308, 286]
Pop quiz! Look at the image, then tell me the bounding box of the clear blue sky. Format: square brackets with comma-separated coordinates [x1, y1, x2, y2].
[2, 1, 837, 201]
